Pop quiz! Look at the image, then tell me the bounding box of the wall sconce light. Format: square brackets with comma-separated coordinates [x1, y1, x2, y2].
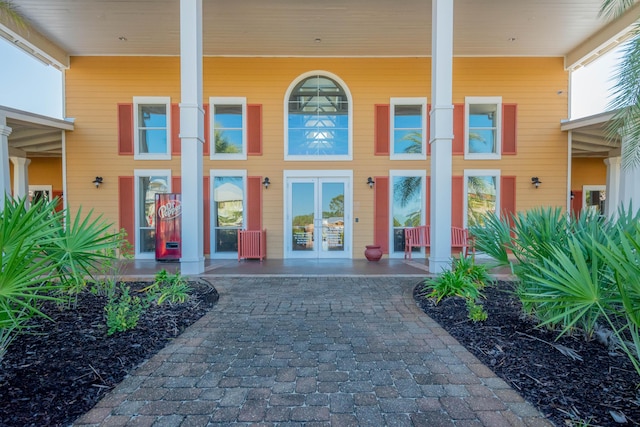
[531, 177, 542, 188]
[367, 177, 375, 188]
[570, 191, 575, 200]
[262, 177, 270, 189]
[92, 176, 104, 188]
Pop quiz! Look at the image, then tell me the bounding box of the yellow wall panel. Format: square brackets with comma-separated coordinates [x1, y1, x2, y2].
[63, 56, 570, 258]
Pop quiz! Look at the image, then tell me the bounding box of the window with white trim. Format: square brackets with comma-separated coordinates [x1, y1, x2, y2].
[390, 98, 427, 160]
[134, 170, 171, 258]
[210, 97, 247, 160]
[210, 170, 246, 258]
[285, 72, 352, 161]
[465, 97, 502, 160]
[464, 169, 500, 228]
[389, 170, 426, 257]
[133, 97, 171, 160]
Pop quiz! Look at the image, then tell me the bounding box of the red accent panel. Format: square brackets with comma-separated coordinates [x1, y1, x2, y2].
[375, 105, 390, 155]
[118, 104, 134, 155]
[171, 104, 181, 155]
[500, 176, 516, 224]
[247, 104, 263, 155]
[502, 104, 517, 155]
[203, 104, 210, 156]
[203, 176, 210, 255]
[571, 190, 583, 218]
[247, 176, 262, 230]
[118, 176, 135, 248]
[452, 104, 464, 155]
[425, 176, 431, 226]
[171, 176, 182, 194]
[451, 176, 464, 228]
[374, 176, 390, 253]
[427, 104, 431, 156]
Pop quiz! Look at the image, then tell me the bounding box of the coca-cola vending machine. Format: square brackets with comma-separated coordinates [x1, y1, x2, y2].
[155, 193, 182, 261]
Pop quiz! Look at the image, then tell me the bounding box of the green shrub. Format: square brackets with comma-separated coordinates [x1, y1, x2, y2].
[144, 269, 191, 305]
[423, 254, 488, 321]
[104, 285, 146, 335]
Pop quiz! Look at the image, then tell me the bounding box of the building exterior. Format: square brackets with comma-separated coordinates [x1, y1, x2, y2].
[2, 0, 639, 274]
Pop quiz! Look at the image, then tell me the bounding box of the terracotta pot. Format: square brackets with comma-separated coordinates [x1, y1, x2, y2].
[364, 245, 383, 261]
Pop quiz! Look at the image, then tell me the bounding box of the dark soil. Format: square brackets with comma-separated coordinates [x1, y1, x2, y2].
[0, 280, 218, 427]
[414, 280, 640, 427]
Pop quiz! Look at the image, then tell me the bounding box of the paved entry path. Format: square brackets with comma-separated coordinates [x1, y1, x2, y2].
[75, 277, 551, 427]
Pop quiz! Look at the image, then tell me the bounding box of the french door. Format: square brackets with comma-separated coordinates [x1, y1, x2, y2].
[285, 171, 352, 258]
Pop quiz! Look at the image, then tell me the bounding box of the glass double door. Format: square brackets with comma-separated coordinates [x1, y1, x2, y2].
[286, 176, 349, 258]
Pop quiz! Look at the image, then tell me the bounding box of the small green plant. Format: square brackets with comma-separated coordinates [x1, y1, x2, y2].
[104, 285, 146, 335]
[143, 269, 191, 305]
[466, 299, 488, 322]
[423, 254, 489, 322]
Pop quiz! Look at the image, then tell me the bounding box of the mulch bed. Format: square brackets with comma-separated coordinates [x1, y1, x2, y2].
[0, 280, 218, 427]
[414, 280, 640, 427]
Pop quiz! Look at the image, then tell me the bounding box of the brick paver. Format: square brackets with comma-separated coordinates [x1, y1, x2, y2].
[73, 277, 552, 426]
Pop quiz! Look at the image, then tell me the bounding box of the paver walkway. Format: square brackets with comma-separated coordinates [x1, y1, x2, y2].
[74, 277, 551, 426]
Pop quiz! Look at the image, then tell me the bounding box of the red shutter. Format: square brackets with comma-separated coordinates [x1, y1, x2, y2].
[374, 176, 389, 253]
[452, 104, 464, 155]
[571, 190, 583, 218]
[425, 176, 431, 226]
[374, 105, 390, 156]
[118, 176, 135, 248]
[203, 176, 210, 255]
[172, 176, 181, 194]
[171, 104, 181, 155]
[500, 176, 516, 224]
[247, 104, 263, 156]
[502, 104, 517, 155]
[247, 176, 262, 230]
[51, 190, 64, 212]
[118, 104, 134, 155]
[451, 176, 464, 228]
[203, 104, 210, 156]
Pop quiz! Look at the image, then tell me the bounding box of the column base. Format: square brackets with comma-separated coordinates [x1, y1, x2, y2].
[428, 256, 452, 274]
[180, 257, 205, 275]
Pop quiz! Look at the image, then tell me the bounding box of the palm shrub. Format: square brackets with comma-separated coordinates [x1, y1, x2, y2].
[0, 196, 122, 361]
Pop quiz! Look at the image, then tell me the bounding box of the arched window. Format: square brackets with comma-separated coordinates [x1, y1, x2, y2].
[285, 72, 352, 160]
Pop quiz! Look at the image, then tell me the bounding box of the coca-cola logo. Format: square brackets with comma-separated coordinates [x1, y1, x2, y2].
[157, 200, 182, 220]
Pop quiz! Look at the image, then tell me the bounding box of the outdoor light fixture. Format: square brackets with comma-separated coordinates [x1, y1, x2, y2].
[262, 177, 270, 189]
[531, 177, 542, 188]
[570, 191, 575, 200]
[92, 176, 104, 188]
[367, 177, 375, 188]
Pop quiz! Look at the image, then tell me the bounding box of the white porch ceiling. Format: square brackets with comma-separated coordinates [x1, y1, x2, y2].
[2, 107, 74, 158]
[561, 111, 622, 158]
[1, 0, 638, 70]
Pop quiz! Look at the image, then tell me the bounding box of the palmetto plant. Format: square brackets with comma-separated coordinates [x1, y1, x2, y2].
[0, 196, 122, 361]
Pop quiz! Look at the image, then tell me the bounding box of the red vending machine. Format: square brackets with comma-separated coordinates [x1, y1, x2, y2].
[155, 193, 182, 261]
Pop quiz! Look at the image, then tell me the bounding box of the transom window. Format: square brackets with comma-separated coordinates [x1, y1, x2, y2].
[464, 169, 500, 228]
[465, 97, 502, 160]
[210, 97, 247, 160]
[285, 72, 352, 160]
[390, 98, 427, 160]
[133, 97, 171, 160]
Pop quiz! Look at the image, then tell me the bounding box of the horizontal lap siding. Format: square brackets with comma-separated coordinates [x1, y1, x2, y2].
[64, 56, 569, 258]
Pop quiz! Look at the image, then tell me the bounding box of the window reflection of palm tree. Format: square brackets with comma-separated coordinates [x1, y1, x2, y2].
[215, 128, 241, 153]
[394, 131, 423, 207]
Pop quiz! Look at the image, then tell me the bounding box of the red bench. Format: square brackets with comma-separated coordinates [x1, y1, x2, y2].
[404, 225, 474, 260]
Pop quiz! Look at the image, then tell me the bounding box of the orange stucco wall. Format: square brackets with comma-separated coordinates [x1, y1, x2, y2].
[63, 56, 569, 258]
[571, 158, 607, 189]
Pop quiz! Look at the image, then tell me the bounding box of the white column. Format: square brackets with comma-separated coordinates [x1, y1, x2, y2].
[603, 156, 621, 219]
[10, 157, 31, 206]
[620, 136, 640, 216]
[429, 0, 454, 273]
[179, 0, 205, 275]
[0, 122, 12, 206]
